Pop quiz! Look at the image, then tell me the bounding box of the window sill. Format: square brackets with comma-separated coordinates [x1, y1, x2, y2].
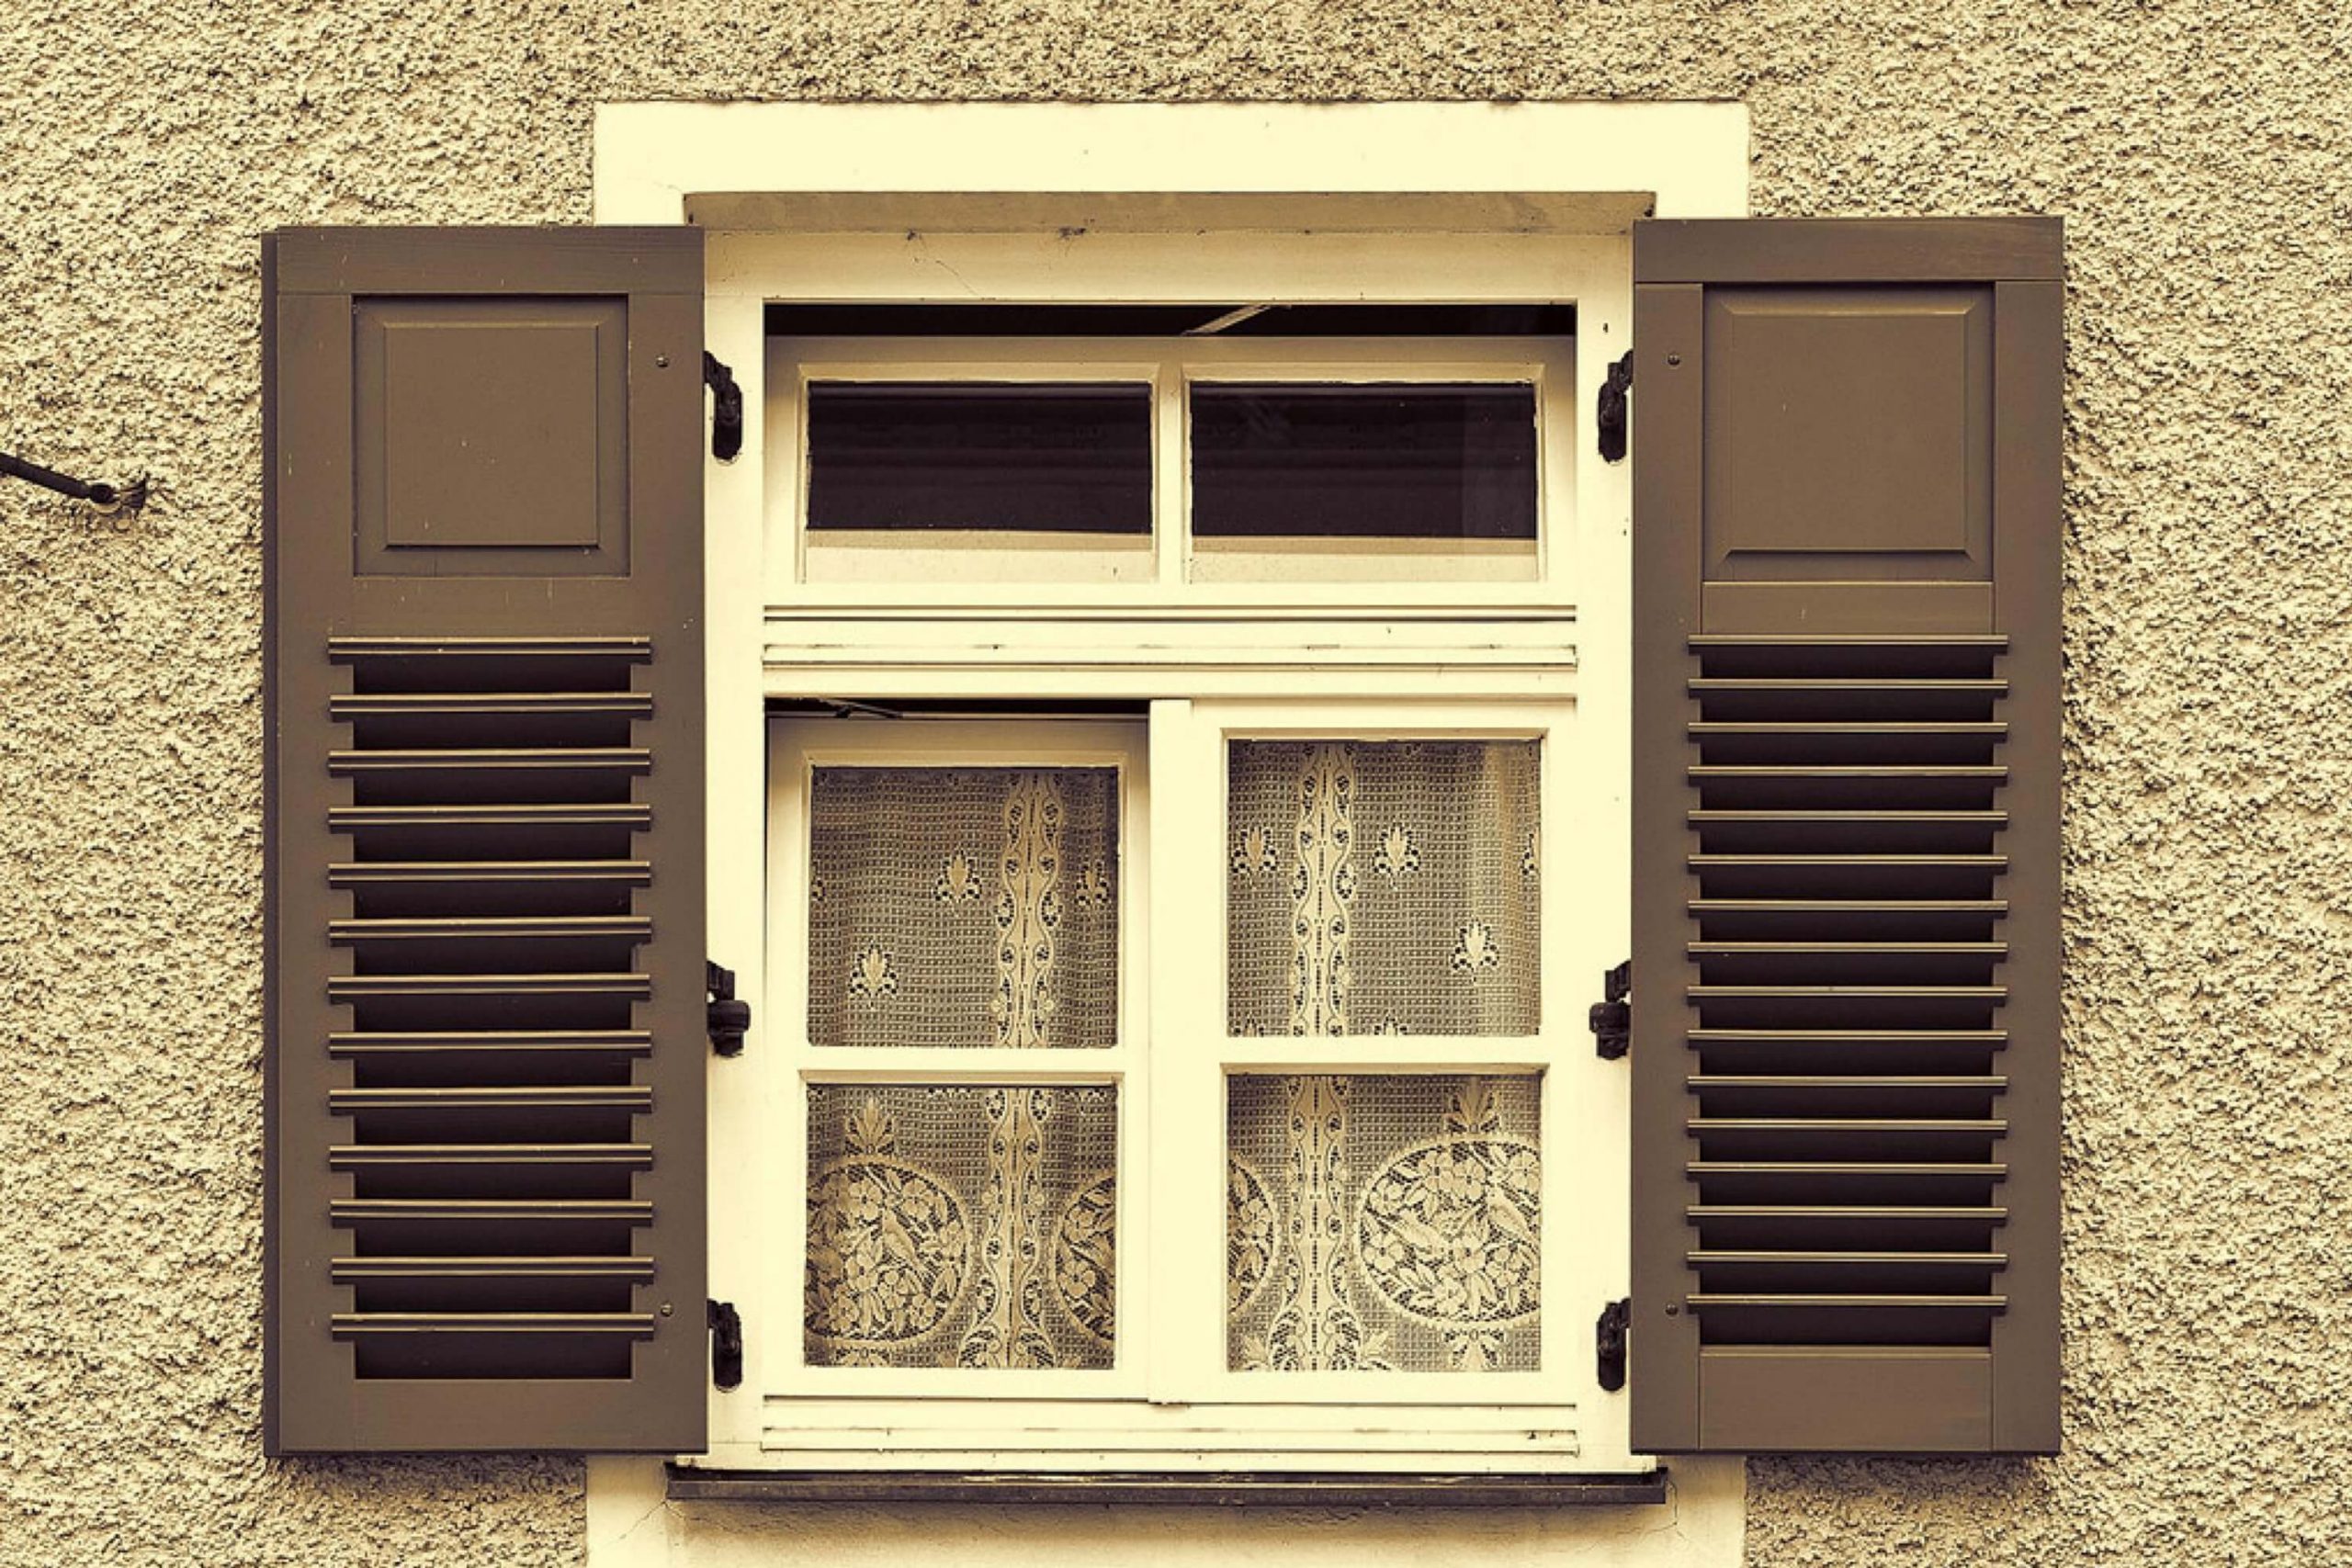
[664, 1466, 1670, 1507]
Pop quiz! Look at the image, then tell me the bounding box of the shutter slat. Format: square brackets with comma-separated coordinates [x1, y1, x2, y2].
[330, 804, 654, 828]
[330, 1198, 657, 1222]
[327, 974, 653, 999]
[329, 1030, 654, 1055]
[331, 693, 656, 717]
[1634, 218, 2060, 1453]
[333, 1257, 659, 1280]
[328, 748, 654, 773]
[331, 1144, 656, 1167]
[267, 227, 705, 1453]
[331, 1314, 660, 1337]
[330, 1085, 655, 1111]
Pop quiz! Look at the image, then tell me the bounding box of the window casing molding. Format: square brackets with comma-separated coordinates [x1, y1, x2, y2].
[592, 99, 1749, 1477]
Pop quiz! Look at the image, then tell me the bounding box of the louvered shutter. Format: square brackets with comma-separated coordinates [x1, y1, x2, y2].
[1629, 219, 2062, 1454]
[265, 228, 707, 1453]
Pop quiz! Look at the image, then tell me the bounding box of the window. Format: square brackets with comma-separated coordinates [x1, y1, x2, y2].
[264, 108, 2059, 1468]
[725, 288, 1630, 1469]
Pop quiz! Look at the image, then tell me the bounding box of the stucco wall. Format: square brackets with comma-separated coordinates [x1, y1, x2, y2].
[3, 2, 2348, 1564]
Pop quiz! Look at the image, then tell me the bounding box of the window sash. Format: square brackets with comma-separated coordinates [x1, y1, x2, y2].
[1152, 697, 1609, 1408]
[762, 718, 1154, 1403]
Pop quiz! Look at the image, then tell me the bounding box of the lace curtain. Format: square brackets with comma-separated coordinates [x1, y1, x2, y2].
[808, 766, 1120, 1049]
[804, 1083, 1118, 1369]
[1228, 1073, 1542, 1372]
[1227, 739, 1542, 1036]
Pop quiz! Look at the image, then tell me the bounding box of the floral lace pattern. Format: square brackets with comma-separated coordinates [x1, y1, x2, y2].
[1228, 741, 1540, 1036]
[1052, 1173, 1118, 1345]
[808, 767, 1118, 1049]
[1229, 1074, 1541, 1373]
[803, 1095, 972, 1361]
[804, 1084, 1117, 1369]
[1227, 1159, 1279, 1314]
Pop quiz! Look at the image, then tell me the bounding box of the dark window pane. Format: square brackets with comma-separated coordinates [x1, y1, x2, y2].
[806, 382, 1151, 535]
[1191, 384, 1537, 542]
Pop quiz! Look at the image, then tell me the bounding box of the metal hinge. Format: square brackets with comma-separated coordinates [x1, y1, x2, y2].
[708, 1299, 743, 1391]
[1596, 1297, 1631, 1392]
[1597, 350, 1633, 463]
[703, 352, 743, 462]
[707, 961, 750, 1056]
[1589, 960, 1631, 1059]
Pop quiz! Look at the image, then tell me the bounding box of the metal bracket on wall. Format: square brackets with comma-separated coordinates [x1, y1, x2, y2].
[1596, 350, 1633, 463]
[707, 961, 750, 1056]
[1596, 1297, 1632, 1393]
[703, 352, 743, 462]
[708, 1299, 744, 1391]
[0, 447, 149, 513]
[1589, 960, 1631, 1059]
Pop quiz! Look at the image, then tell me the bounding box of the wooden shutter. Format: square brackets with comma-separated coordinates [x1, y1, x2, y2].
[1630, 219, 2062, 1453]
[265, 228, 707, 1452]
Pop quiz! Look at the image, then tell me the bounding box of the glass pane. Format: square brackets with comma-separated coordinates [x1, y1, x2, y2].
[806, 382, 1151, 535]
[1227, 739, 1540, 1036]
[808, 766, 1119, 1049]
[1190, 383, 1537, 581]
[1227, 1074, 1541, 1372]
[805, 1084, 1117, 1370]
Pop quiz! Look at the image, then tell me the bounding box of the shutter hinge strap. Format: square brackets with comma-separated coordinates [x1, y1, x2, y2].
[707, 961, 751, 1057]
[1589, 959, 1631, 1060]
[1597, 350, 1633, 464]
[708, 1299, 744, 1391]
[703, 352, 743, 462]
[1596, 1297, 1632, 1393]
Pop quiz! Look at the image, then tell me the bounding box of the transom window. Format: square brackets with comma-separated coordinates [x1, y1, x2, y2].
[764, 319, 1579, 603]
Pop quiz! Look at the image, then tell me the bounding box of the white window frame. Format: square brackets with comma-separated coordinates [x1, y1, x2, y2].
[592, 99, 1751, 1479]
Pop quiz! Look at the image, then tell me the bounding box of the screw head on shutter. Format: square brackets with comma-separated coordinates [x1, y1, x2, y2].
[1589, 960, 1632, 1059]
[707, 961, 750, 1056]
[1596, 1297, 1632, 1393]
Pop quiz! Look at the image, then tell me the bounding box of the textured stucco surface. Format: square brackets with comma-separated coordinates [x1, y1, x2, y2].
[4, 1, 2350, 1564]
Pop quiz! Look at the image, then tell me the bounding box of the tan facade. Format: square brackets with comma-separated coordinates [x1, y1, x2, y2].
[3, 2, 2348, 1563]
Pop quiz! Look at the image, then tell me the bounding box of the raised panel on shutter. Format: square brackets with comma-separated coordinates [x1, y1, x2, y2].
[265, 228, 707, 1453]
[1631, 218, 2062, 1455]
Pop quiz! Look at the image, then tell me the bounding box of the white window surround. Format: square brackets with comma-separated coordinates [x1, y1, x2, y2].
[588, 103, 1748, 1499]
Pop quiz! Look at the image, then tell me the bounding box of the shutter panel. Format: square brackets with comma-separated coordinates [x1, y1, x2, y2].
[265, 228, 707, 1453]
[1630, 218, 2061, 1454]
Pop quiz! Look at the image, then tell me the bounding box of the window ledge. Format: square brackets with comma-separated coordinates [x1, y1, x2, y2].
[665, 1466, 1670, 1508]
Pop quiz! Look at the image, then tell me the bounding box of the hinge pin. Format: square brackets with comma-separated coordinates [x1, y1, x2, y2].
[1596, 1297, 1632, 1393]
[1589, 960, 1631, 1059]
[707, 961, 751, 1056]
